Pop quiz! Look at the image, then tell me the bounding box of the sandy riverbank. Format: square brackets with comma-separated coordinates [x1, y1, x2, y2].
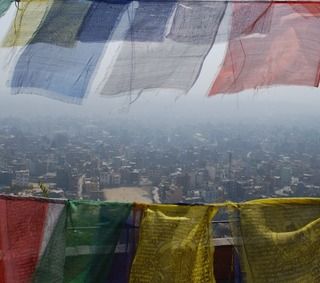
[102, 186, 153, 203]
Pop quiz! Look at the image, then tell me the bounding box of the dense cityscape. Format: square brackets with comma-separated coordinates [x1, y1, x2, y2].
[1, 116, 320, 203]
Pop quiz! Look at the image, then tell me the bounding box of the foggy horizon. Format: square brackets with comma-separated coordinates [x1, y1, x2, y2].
[1, 88, 320, 125]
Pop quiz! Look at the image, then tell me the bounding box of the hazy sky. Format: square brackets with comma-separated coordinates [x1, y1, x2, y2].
[1, 3, 320, 124]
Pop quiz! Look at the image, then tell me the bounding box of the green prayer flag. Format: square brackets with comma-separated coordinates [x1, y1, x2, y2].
[64, 201, 132, 283]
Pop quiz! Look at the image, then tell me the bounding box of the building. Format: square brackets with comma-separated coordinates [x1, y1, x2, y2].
[100, 172, 111, 187]
[14, 170, 30, 187]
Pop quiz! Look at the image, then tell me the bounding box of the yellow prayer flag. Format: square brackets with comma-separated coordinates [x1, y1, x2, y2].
[2, 0, 53, 47]
[236, 198, 320, 283]
[129, 204, 217, 283]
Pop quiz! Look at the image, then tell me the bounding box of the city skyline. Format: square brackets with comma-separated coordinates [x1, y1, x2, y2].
[1, 116, 320, 204]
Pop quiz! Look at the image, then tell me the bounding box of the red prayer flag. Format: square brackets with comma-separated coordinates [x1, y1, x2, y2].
[0, 198, 48, 283]
[210, 3, 320, 95]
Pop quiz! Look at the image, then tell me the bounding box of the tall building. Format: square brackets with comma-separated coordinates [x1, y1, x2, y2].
[281, 167, 292, 187]
[228, 151, 232, 179]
